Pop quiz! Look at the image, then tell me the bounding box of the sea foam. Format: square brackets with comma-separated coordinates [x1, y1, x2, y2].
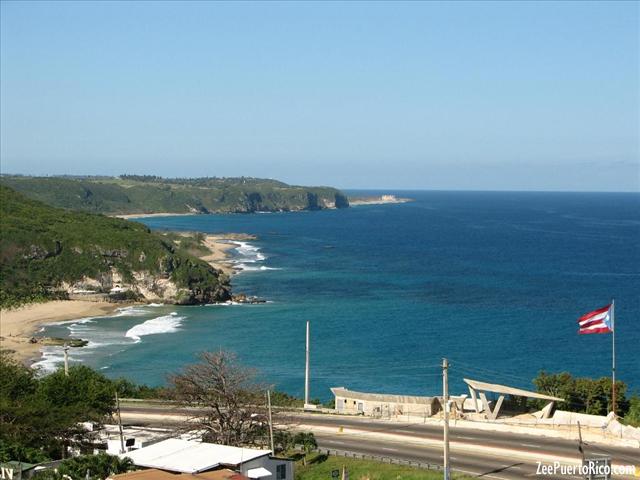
[125, 312, 185, 343]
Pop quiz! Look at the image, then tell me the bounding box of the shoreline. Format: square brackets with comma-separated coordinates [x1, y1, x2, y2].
[199, 234, 253, 276]
[175, 232, 256, 276]
[113, 212, 197, 219]
[0, 233, 258, 366]
[0, 300, 121, 364]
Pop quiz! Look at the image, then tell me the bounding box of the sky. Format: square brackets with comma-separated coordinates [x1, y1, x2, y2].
[1, 1, 638, 191]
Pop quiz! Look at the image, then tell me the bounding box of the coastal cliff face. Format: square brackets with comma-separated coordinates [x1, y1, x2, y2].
[0, 186, 231, 308]
[0, 175, 350, 215]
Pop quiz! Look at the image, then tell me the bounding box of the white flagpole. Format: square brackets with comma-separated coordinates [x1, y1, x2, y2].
[611, 298, 616, 415]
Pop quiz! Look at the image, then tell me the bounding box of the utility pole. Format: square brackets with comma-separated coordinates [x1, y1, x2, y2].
[304, 320, 310, 407]
[63, 344, 69, 376]
[115, 391, 125, 454]
[266, 390, 275, 453]
[611, 299, 616, 415]
[577, 421, 585, 463]
[442, 358, 450, 480]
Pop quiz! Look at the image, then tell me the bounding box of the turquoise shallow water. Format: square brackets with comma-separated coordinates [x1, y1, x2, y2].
[39, 191, 640, 400]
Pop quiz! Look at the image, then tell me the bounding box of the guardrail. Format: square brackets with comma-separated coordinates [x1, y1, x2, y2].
[318, 448, 443, 471]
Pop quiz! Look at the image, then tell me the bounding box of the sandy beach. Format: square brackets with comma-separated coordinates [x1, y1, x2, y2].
[0, 300, 119, 364]
[197, 233, 256, 276]
[0, 232, 253, 365]
[113, 212, 197, 219]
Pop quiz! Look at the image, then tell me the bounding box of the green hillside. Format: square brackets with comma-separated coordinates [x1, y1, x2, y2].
[0, 175, 349, 215]
[0, 186, 231, 308]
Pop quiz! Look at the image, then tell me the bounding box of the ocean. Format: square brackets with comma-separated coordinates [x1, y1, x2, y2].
[36, 191, 640, 400]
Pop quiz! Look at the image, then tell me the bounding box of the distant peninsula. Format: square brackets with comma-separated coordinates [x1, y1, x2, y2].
[0, 175, 350, 215]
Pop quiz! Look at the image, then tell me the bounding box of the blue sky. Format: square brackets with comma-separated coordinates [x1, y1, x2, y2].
[1, 1, 638, 191]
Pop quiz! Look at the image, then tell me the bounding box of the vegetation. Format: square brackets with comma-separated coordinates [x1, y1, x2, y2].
[294, 432, 318, 466]
[0, 350, 173, 464]
[0, 351, 116, 462]
[32, 453, 134, 479]
[110, 378, 168, 399]
[1, 175, 349, 215]
[533, 371, 629, 416]
[0, 185, 230, 308]
[270, 390, 332, 409]
[294, 453, 471, 480]
[169, 350, 269, 446]
[621, 395, 640, 427]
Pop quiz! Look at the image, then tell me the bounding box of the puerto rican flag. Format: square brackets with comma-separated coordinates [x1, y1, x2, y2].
[578, 304, 613, 334]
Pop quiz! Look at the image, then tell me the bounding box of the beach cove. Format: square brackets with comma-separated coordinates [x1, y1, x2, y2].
[0, 233, 253, 365]
[31, 191, 640, 400]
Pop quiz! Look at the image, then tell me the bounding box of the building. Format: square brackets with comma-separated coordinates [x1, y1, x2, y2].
[109, 468, 249, 480]
[97, 425, 175, 455]
[122, 438, 293, 480]
[331, 386, 451, 418]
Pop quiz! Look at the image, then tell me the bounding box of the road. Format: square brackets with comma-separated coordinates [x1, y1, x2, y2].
[120, 404, 639, 479]
[280, 414, 638, 480]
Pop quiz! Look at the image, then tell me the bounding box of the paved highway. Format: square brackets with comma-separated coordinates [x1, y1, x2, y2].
[120, 404, 639, 479]
[279, 413, 639, 464]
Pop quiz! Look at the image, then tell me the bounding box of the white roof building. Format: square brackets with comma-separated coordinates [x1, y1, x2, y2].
[122, 438, 293, 480]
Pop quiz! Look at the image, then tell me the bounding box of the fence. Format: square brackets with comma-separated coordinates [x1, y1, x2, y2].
[317, 448, 443, 471]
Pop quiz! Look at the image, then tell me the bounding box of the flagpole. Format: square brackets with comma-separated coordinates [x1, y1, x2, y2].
[611, 298, 616, 415]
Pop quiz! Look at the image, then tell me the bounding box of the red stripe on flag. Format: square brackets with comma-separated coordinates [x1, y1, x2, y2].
[577, 304, 611, 323]
[580, 318, 609, 329]
[579, 327, 611, 335]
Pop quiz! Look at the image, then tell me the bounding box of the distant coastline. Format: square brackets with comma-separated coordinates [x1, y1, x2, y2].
[348, 194, 412, 206]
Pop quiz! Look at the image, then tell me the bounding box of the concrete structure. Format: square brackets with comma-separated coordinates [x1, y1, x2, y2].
[100, 425, 174, 455]
[463, 378, 563, 420]
[331, 386, 457, 418]
[122, 439, 293, 480]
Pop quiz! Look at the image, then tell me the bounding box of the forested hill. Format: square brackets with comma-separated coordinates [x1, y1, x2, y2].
[0, 175, 350, 215]
[0, 185, 231, 308]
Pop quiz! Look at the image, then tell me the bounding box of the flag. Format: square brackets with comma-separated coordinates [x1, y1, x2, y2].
[578, 304, 613, 334]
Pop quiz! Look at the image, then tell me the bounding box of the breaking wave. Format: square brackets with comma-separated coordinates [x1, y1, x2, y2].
[125, 312, 185, 343]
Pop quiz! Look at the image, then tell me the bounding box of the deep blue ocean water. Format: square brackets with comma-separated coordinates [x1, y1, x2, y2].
[39, 191, 640, 400]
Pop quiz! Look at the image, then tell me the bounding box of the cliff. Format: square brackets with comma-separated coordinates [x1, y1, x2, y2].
[0, 186, 231, 308]
[0, 175, 350, 215]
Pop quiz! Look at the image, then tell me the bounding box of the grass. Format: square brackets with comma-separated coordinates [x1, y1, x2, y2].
[295, 452, 472, 480]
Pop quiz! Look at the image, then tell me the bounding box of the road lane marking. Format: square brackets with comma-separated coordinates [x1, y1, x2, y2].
[379, 447, 400, 452]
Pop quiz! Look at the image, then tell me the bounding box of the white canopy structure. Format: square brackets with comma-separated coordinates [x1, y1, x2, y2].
[463, 378, 564, 420]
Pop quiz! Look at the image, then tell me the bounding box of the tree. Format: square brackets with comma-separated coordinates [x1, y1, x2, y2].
[622, 395, 640, 427]
[533, 371, 628, 416]
[0, 350, 61, 462]
[32, 453, 134, 480]
[293, 432, 317, 465]
[169, 351, 268, 447]
[38, 365, 115, 419]
[0, 351, 116, 462]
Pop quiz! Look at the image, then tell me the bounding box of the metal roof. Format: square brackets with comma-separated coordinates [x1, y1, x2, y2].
[122, 438, 270, 473]
[463, 378, 564, 402]
[109, 468, 249, 480]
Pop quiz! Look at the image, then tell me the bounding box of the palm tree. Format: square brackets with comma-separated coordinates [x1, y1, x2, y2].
[293, 432, 317, 466]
